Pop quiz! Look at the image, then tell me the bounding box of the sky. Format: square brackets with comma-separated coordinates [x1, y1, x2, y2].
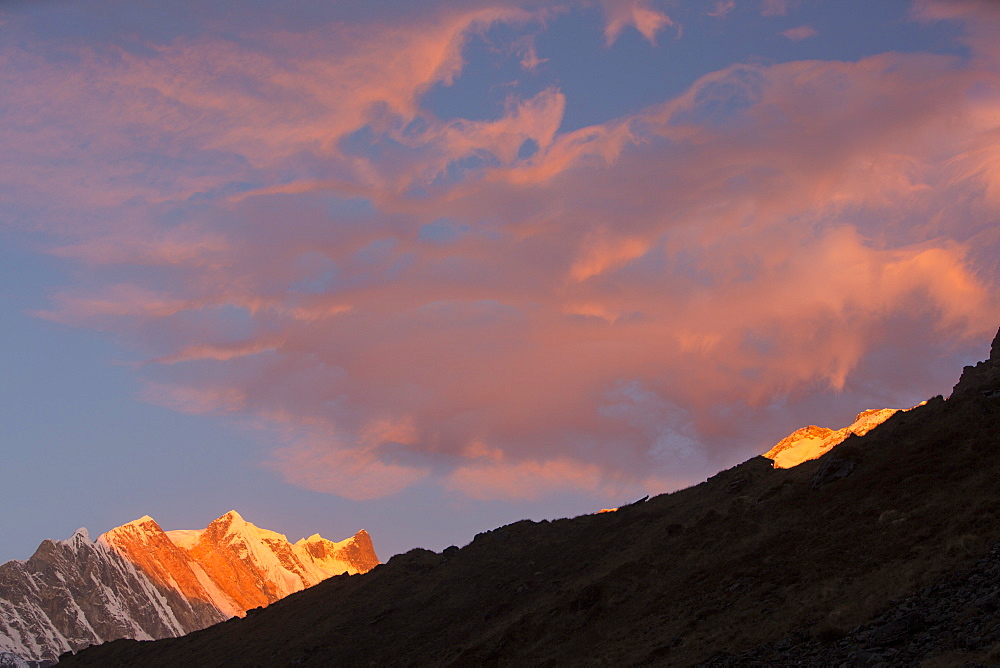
[2, 0, 1000, 564]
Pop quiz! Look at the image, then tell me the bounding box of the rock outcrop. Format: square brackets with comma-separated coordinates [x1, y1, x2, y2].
[951, 326, 1000, 398]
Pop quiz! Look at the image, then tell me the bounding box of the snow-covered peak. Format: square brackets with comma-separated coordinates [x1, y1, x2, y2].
[98, 516, 168, 549]
[295, 531, 361, 551]
[56, 527, 91, 547]
[204, 510, 245, 536]
[209, 512, 288, 545]
[212, 511, 275, 539]
[763, 404, 915, 469]
[164, 529, 203, 550]
[846, 408, 902, 437]
[115, 515, 161, 533]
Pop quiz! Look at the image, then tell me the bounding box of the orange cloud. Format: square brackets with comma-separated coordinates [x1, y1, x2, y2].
[447, 457, 605, 500]
[782, 25, 817, 40]
[569, 232, 651, 282]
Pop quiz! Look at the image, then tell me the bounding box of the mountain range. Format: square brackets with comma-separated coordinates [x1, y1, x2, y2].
[0, 511, 377, 663]
[56, 327, 1000, 666]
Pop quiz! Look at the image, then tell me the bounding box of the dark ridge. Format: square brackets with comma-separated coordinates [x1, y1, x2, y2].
[61, 328, 1000, 667]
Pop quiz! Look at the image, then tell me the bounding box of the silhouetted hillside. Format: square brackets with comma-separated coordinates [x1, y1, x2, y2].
[60, 329, 1000, 666]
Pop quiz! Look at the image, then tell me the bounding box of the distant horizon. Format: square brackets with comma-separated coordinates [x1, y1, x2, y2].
[3, 0, 999, 564]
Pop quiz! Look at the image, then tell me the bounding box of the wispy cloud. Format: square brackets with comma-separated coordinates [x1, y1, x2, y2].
[760, 0, 795, 16]
[782, 25, 817, 40]
[708, 0, 736, 19]
[600, 0, 676, 46]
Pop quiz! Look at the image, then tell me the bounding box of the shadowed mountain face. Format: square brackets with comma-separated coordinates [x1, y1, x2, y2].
[0, 513, 376, 663]
[62, 330, 1000, 667]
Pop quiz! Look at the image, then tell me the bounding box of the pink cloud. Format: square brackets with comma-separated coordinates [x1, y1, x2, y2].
[600, 0, 676, 46]
[0, 5, 544, 220]
[760, 0, 796, 16]
[569, 231, 651, 282]
[154, 341, 284, 365]
[708, 1, 736, 19]
[782, 25, 817, 40]
[912, 0, 1000, 62]
[7, 3, 1000, 502]
[35, 285, 196, 324]
[141, 382, 248, 415]
[270, 434, 431, 500]
[448, 457, 611, 500]
[511, 35, 547, 71]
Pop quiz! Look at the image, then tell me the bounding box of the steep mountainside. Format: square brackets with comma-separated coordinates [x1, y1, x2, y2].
[0, 512, 377, 663]
[62, 328, 1000, 667]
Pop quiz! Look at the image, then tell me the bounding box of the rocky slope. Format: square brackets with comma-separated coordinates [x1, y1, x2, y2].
[709, 541, 1000, 666]
[60, 327, 1000, 667]
[0, 652, 32, 668]
[0, 512, 376, 663]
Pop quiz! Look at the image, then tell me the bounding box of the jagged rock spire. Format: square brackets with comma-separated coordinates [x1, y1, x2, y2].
[951, 326, 1000, 398]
